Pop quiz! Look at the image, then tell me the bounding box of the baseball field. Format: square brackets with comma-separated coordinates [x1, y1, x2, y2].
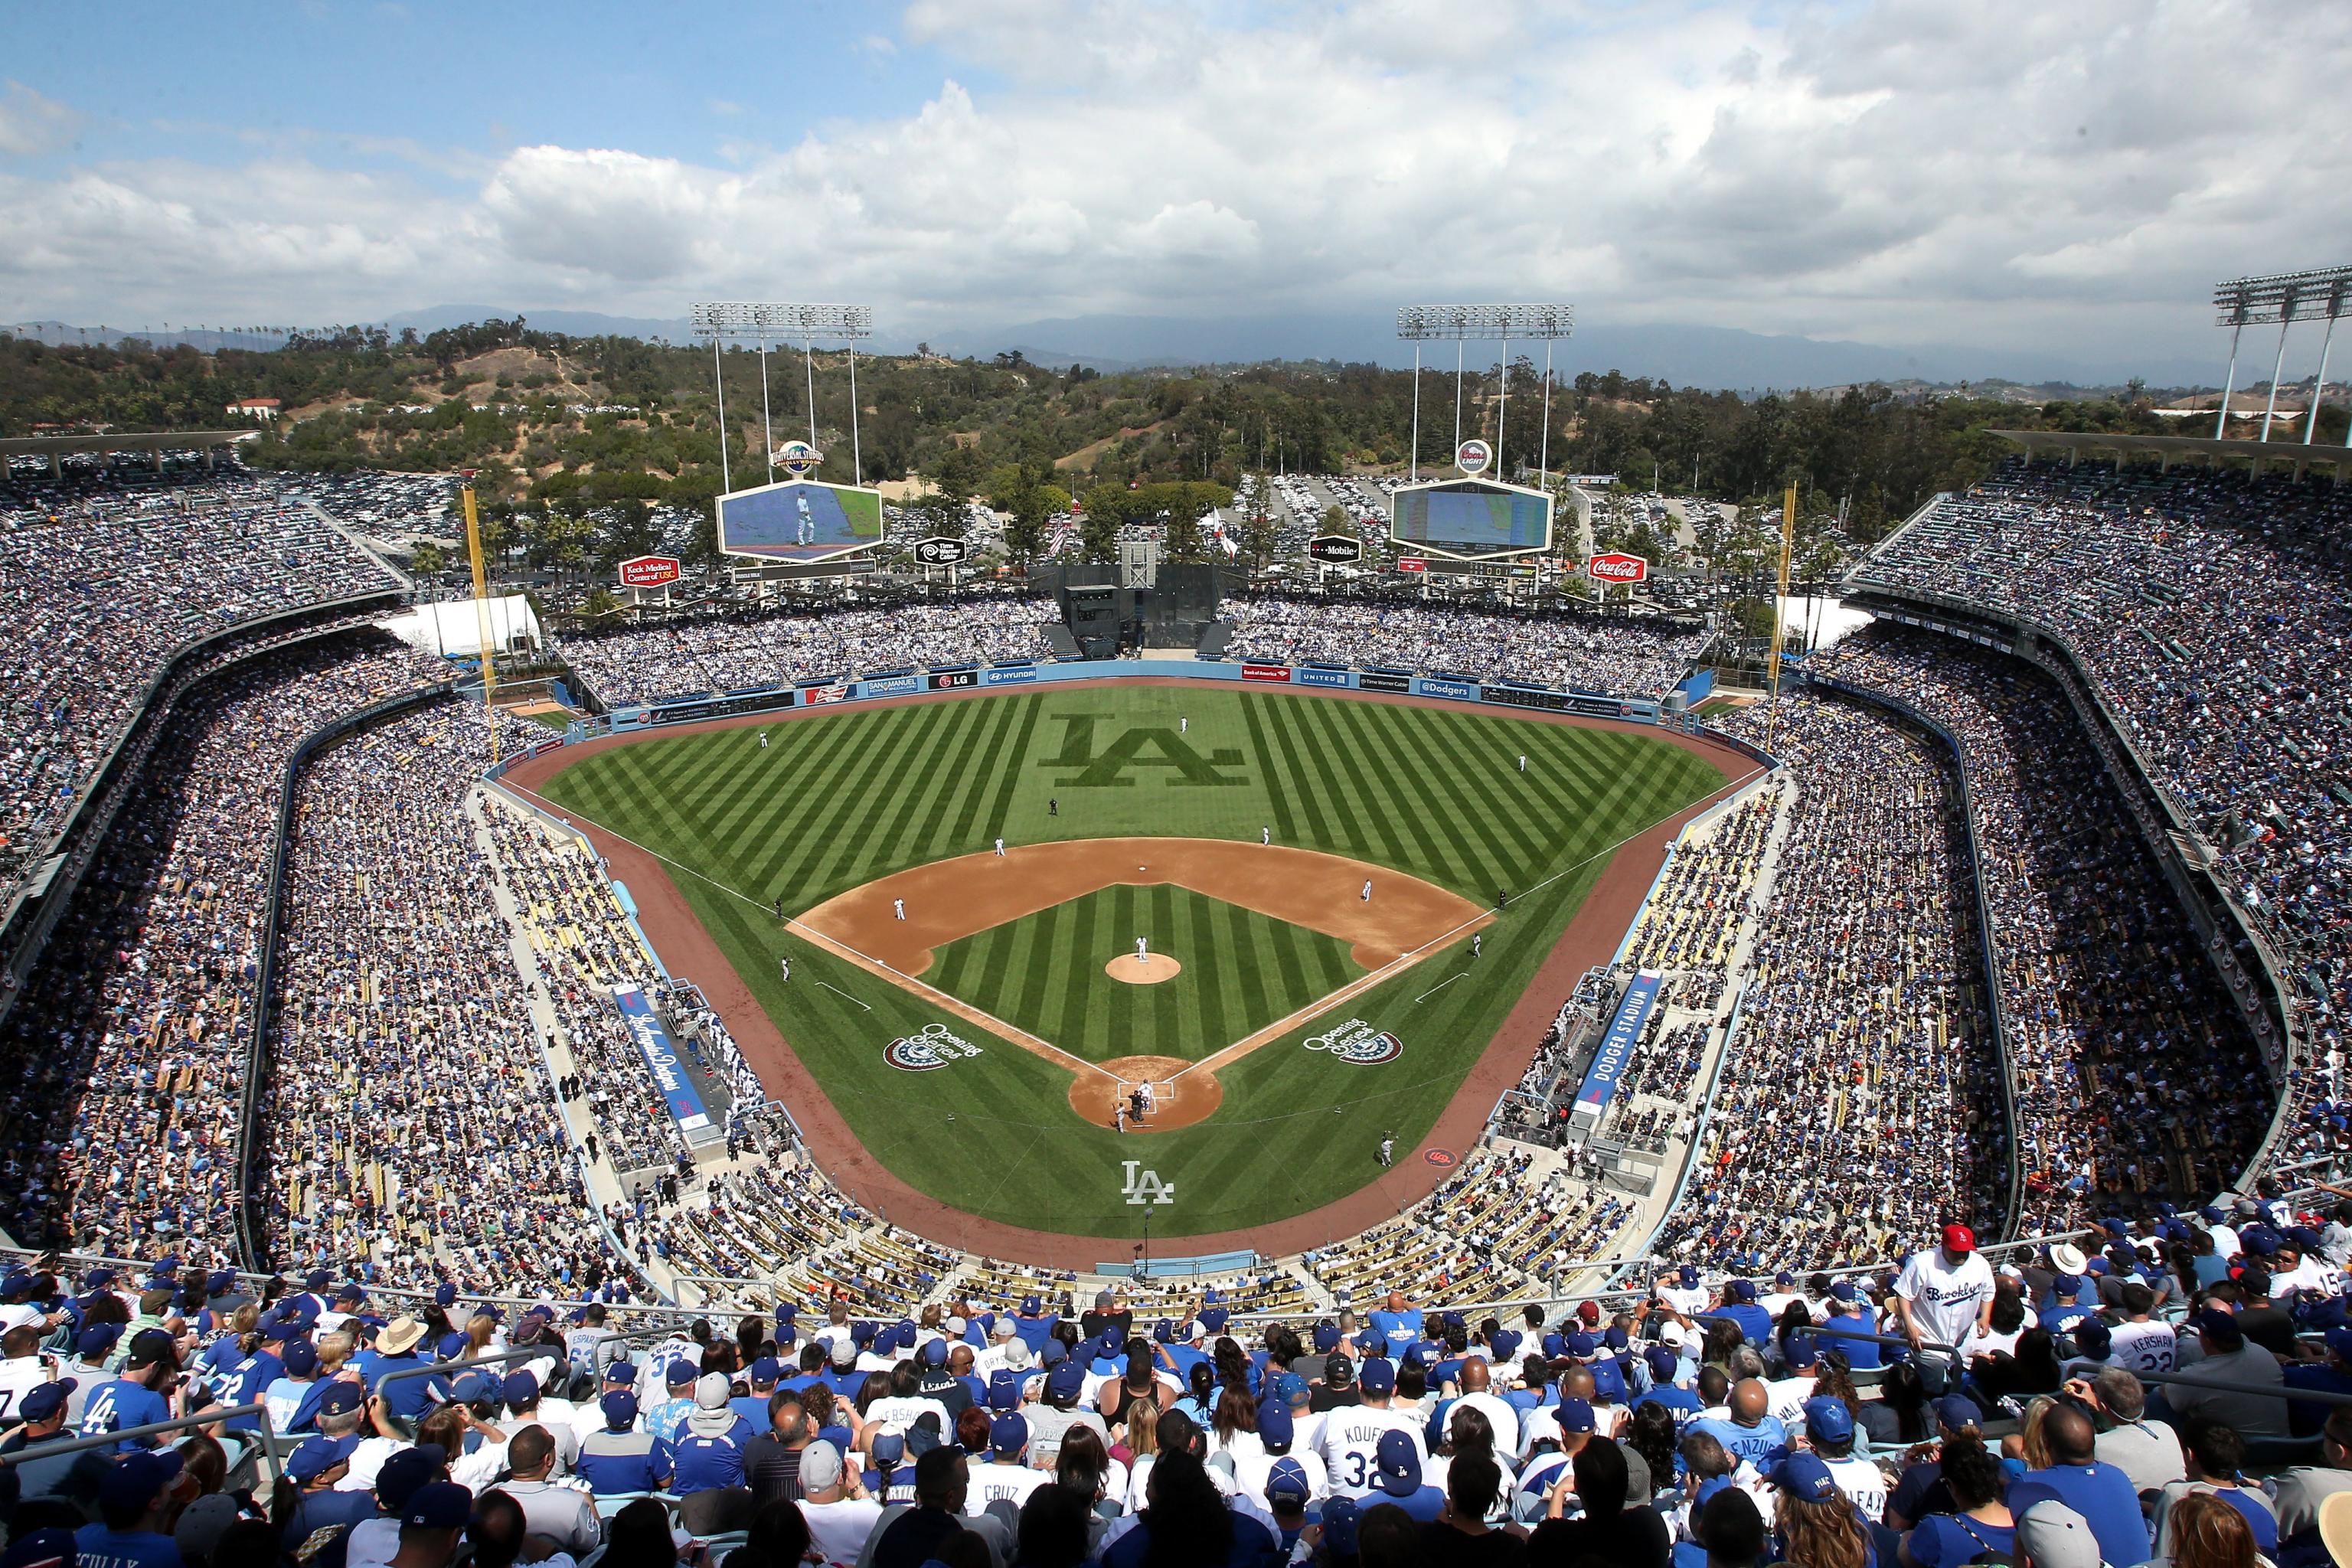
[527, 684, 1729, 1245]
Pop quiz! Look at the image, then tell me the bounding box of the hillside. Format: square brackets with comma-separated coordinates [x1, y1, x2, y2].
[5, 319, 2322, 542]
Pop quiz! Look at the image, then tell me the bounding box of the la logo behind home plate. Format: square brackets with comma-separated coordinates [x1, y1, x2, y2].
[1120, 1161, 1176, 1206]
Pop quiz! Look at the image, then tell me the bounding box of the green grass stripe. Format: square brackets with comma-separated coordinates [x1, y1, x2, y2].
[1240, 696, 1299, 844]
[1259, 693, 1351, 851]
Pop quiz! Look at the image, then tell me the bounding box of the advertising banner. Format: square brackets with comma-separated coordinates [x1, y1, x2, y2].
[1413, 678, 1480, 701]
[612, 985, 714, 1136]
[929, 670, 978, 690]
[1573, 969, 1664, 1116]
[982, 665, 1038, 686]
[864, 675, 921, 697]
[1481, 684, 1570, 710]
[1241, 662, 1292, 683]
[1358, 671, 1412, 694]
[1293, 666, 1354, 688]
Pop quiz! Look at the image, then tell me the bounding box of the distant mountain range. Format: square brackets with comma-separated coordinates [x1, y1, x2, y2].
[8, 307, 2227, 395]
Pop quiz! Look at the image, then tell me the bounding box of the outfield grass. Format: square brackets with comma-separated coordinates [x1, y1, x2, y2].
[928, 885, 1360, 1064]
[537, 685, 1725, 1240]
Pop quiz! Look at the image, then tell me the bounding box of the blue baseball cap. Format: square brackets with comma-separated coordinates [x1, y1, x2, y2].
[1729, 1279, 1758, 1302]
[750, 1356, 782, 1387]
[288, 1433, 359, 1482]
[318, 1382, 364, 1418]
[100, 1449, 185, 1513]
[75, 1323, 122, 1358]
[1259, 1401, 1294, 1449]
[1542, 1332, 1566, 1359]
[665, 1359, 699, 1388]
[1274, 1372, 1308, 1407]
[869, 1432, 905, 1465]
[922, 1338, 949, 1367]
[403, 1481, 472, 1530]
[988, 1413, 1029, 1455]
[1563, 1331, 1598, 1359]
[1772, 1452, 1838, 1502]
[1491, 1329, 1522, 1361]
[433, 1282, 458, 1307]
[1803, 1396, 1854, 1443]
[1645, 1345, 1679, 1381]
[501, 1370, 541, 1406]
[1358, 1357, 1396, 1395]
[1266, 1456, 1312, 1509]
[1021, 1295, 1042, 1315]
[18, 1380, 74, 1423]
[1936, 1394, 1982, 1432]
[1314, 1324, 1340, 1353]
[1373, 1429, 1422, 1496]
[1047, 1361, 1085, 1400]
[1784, 1334, 1820, 1370]
[1553, 1396, 1595, 1435]
[1321, 1495, 1362, 1557]
[283, 1338, 319, 1377]
[1830, 1281, 1859, 1303]
[602, 1357, 636, 1384]
[1679, 1265, 1700, 1286]
[2074, 1320, 2112, 1356]
[1, 1529, 79, 1568]
[600, 1390, 639, 1427]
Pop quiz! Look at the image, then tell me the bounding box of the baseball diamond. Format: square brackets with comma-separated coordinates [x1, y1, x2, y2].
[518, 681, 1736, 1250]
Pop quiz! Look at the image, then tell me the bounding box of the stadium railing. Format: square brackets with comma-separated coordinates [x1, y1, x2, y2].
[1, 1402, 287, 1492]
[371, 1325, 679, 1436]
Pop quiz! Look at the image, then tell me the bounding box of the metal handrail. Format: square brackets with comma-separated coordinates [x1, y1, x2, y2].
[2136, 1366, 2344, 1407]
[371, 1325, 679, 1436]
[0, 1402, 285, 1486]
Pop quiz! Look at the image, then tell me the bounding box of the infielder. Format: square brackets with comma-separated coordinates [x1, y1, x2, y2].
[778, 956, 791, 984]
[1262, 826, 1271, 846]
[1361, 880, 1372, 902]
[1517, 753, 1526, 772]
[893, 898, 906, 920]
[1377, 1134, 1396, 1167]
[1473, 932, 1481, 959]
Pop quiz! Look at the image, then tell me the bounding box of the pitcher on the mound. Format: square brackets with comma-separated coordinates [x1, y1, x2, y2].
[1135, 936, 1148, 965]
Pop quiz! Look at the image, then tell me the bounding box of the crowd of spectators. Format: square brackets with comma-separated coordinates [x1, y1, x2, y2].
[1855, 459, 2352, 1171]
[558, 599, 1060, 707]
[1658, 684, 2007, 1269]
[0, 477, 401, 907]
[1816, 626, 2277, 1235]
[1619, 783, 1783, 1012]
[0, 630, 440, 1259]
[1220, 596, 1708, 697]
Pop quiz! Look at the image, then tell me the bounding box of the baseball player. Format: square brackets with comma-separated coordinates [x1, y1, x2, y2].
[1361, 880, 1372, 902]
[1180, 716, 1187, 733]
[1135, 936, 1148, 965]
[1049, 799, 1059, 817]
[1114, 1101, 1127, 1133]
[893, 898, 906, 921]
[1262, 826, 1271, 846]
[1378, 1134, 1395, 1168]
[778, 956, 791, 984]
[795, 489, 815, 545]
[1517, 753, 1525, 772]
[760, 732, 769, 749]
[1472, 932, 1481, 959]
[995, 838, 1006, 857]
[1138, 1082, 1155, 1119]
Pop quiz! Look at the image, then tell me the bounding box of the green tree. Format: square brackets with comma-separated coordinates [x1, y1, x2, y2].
[1003, 482, 1050, 569]
[410, 541, 447, 576]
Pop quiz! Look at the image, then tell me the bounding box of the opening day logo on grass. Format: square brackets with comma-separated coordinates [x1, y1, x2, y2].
[884, 1023, 985, 1070]
[1303, 1019, 1403, 1065]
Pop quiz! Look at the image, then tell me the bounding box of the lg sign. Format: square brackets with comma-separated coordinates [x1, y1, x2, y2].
[619, 555, 682, 589]
[1587, 552, 1649, 585]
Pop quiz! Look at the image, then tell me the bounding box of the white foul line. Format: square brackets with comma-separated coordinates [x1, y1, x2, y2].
[816, 980, 870, 1011]
[1415, 973, 1466, 1004]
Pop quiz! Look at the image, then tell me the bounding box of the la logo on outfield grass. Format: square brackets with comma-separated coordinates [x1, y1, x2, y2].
[1121, 1161, 1177, 1206]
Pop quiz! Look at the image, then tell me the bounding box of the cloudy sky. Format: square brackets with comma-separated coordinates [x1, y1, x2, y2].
[4, 0, 2346, 373]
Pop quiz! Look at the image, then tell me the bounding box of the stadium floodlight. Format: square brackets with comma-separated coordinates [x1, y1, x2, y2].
[690, 303, 876, 489]
[1396, 305, 1576, 482]
[2208, 266, 2352, 443]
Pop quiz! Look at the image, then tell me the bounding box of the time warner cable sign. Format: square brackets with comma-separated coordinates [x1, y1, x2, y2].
[612, 985, 715, 1135]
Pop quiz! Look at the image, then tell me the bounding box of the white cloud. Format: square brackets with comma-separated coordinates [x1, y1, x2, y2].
[4, 0, 2350, 370]
[0, 81, 82, 158]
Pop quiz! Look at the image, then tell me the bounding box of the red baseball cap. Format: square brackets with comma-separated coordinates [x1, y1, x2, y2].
[1576, 1300, 1601, 1324]
[1941, 1224, 1977, 1254]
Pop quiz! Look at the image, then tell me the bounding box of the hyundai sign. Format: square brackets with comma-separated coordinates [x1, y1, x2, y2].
[619, 554, 682, 589]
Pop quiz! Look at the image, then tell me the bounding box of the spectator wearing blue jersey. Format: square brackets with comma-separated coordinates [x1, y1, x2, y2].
[577, 1389, 672, 1494]
[79, 1331, 178, 1452]
[1370, 1290, 1426, 1359]
[1717, 1282, 1775, 1349]
[1688, 1380, 1789, 1473]
[642, 1359, 699, 1445]
[77, 1447, 193, 1568]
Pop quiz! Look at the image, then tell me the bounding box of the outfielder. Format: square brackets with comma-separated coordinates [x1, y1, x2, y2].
[760, 732, 769, 749]
[1377, 1133, 1396, 1167]
[778, 956, 791, 984]
[1262, 826, 1271, 846]
[995, 838, 1006, 857]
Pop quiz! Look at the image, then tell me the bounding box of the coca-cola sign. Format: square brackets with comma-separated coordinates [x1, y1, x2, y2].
[1587, 552, 1649, 585]
[619, 555, 682, 589]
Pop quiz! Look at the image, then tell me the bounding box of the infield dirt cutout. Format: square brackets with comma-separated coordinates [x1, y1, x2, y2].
[792, 836, 1488, 1133]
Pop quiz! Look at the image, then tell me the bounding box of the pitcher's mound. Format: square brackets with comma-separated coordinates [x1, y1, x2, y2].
[1106, 953, 1182, 985]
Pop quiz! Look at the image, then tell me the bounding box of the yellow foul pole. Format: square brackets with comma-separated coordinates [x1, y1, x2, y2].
[461, 481, 501, 767]
[1762, 483, 1795, 753]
